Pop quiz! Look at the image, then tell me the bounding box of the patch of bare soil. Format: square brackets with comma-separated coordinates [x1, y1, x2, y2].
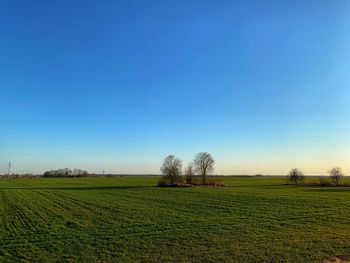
[323, 257, 350, 263]
[188, 182, 227, 187]
[158, 182, 227, 187]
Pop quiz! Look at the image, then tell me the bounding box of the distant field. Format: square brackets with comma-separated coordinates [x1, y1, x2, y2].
[1, 177, 350, 262]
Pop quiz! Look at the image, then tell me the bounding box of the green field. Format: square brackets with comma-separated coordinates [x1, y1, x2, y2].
[1, 176, 350, 262]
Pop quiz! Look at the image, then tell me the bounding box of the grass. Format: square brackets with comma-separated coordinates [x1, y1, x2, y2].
[1, 176, 350, 262]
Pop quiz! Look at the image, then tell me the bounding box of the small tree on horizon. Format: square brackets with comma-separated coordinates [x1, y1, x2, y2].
[194, 152, 215, 184]
[287, 168, 305, 185]
[160, 155, 182, 185]
[328, 167, 344, 186]
[184, 163, 195, 184]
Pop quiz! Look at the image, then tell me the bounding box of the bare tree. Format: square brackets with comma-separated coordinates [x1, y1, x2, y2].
[287, 168, 305, 185]
[194, 152, 215, 184]
[160, 155, 182, 185]
[184, 163, 195, 184]
[328, 167, 344, 186]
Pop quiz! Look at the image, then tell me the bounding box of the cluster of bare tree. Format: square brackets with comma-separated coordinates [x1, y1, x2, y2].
[159, 152, 215, 186]
[0, 173, 38, 179]
[286, 167, 345, 186]
[43, 168, 89, 178]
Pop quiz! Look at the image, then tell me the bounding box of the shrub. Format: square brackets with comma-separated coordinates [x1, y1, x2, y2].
[318, 178, 332, 186]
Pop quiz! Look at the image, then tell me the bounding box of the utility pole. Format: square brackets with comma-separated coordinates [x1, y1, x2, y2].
[8, 162, 12, 176]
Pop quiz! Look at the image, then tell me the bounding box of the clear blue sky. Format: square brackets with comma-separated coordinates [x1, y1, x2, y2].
[1, 0, 349, 175]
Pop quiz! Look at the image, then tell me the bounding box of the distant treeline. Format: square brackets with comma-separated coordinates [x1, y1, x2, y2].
[0, 173, 39, 179]
[0, 172, 157, 179]
[43, 168, 89, 178]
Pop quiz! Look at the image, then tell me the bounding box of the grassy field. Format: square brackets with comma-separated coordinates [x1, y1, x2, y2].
[0, 176, 350, 262]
